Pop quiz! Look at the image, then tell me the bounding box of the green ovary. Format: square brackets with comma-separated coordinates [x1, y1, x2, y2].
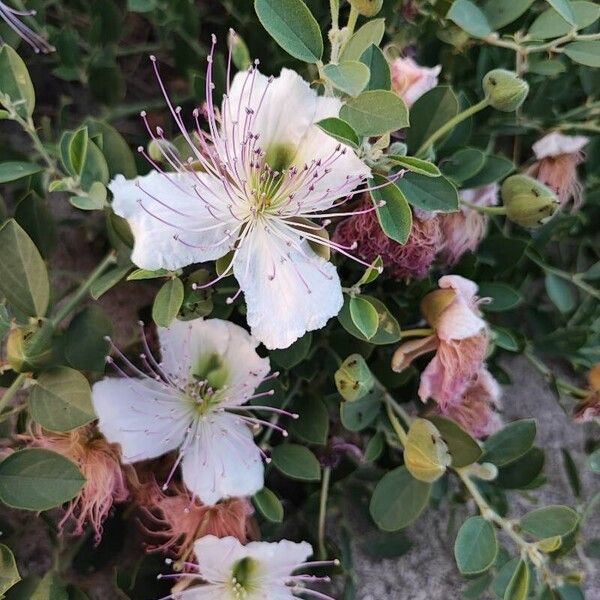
[230, 557, 260, 598]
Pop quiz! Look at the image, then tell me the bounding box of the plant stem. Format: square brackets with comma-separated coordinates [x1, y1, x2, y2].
[525, 349, 588, 399]
[400, 328, 434, 338]
[0, 373, 27, 413]
[384, 395, 408, 445]
[416, 99, 490, 157]
[51, 252, 117, 327]
[318, 466, 332, 560]
[346, 6, 359, 37]
[460, 200, 508, 215]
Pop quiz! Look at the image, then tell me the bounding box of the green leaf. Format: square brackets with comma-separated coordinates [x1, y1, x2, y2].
[483, 0, 536, 29]
[529, 2, 600, 39]
[68, 127, 89, 176]
[558, 585, 584, 600]
[0, 544, 20, 595]
[340, 387, 382, 431]
[316, 117, 359, 148]
[483, 419, 536, 466]
[461, 154, 514, 188]
[360, 44, 391, 91]
[492, 326, 522, 352]
[395, 173, 459, 213]
[545, 273, 577, 313]
[15, 192, 57, 257]
[588, 448, 600, 473]
[404, 418, 451, 483]
[324, 61, 370, 96]
[428, 416, 482, 468]
[358, 256, 384, 286]
[152, 278, 184, 327]
[254, 0, 323, 63]
[440, 148, 486, 184]
[388, 155, 441, 177]
[270, 444, 321, 481]
[0, 219, 49, 317]
[563, 41, 600, 67]
[496, 447, 545, 489]
[478, 282, 523, 312]
[229, 31, 252, 71]
[0, 45, 35, 119]
[365, 431, 385, 461]
[407, 86, 459, 154]
[545, 0, 577, 25]
[0, 162, 42, 183]
[340, 90, 409, 137]
[90, 264, 131, 300]
[520, 505, 579, 539]
[128, 0, 158, 11]
[252, 487, 284, 522]
[79, 140, 109, 192]
[29, 367, 95, 432]
[64, 306, 113, 372]
[85, 119, 137, 179]
[0, 449, 85, 511]
[335, 354, 375, 402]
[127, 268, 171, 281]
[369, 466, 431, 531]
[338, 295, 401, 344]
[270, 332, 312, 369]
[289, 397, 329, 444]
[371, 174, 413, 244]
[340, 18, 385, 62]
[31, 571, 68, 600]
[504, 559, 529, 600]
[349, 296, 379, 340]
[454, 516, 498, 575]
[447, 0, 493, 38]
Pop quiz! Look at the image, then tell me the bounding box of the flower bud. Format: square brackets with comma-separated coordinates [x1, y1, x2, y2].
[348, 0, 383, 17]
[7, 322, 54, 373]
[334, 354, 374, 402]
[501, 174, 560, 228]
[483, 69, 529, 112]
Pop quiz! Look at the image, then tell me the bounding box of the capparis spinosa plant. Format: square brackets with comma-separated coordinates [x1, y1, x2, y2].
[0, 0, 598, 599]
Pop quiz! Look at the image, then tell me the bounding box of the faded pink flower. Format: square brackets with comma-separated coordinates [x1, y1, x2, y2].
[440, 368, 502, 438]
[439, 184, 499, 266]
[392, 275, 488, 408]
[573, 363, 600, 423]
[27, 424, 130, 543]
[529, 132, 589, 209]
[333, 199, 442, 280]
[390, 57, 441, 106]
[138, 479, 253, 559]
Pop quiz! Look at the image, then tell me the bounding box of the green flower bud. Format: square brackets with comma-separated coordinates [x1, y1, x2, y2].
[483, 69, 529, 112]
[348, 0, 383, 17]
[334, 353, 375, 402]
[501, 174, 560, 228]
[7, 322, 54, 373]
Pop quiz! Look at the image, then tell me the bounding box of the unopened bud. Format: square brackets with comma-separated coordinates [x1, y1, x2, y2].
[7, 322, 54, 373]
[348, 0, 383, 17]
[334, 354, 374, 402]
[467, 462, 498, 481]
[483, 69, 529, 112]
[501, 174, 560, 228]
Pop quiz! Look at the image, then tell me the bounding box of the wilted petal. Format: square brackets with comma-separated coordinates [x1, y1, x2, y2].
[532, 132, 589, 159]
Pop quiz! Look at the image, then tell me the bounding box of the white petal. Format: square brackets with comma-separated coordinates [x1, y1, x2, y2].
[178, 586, 229, 600]
[92, 377, 191, 463]
[193, 535, 247, 583]
[110, 170, 235, 270]
[532, 132, 589, 159]
[245, 539, 313, 574]
[437, 276, 486, 340]
[234, 221, 343, 349]
[181, 413, 264, 505]
[157, 319, 270, 406]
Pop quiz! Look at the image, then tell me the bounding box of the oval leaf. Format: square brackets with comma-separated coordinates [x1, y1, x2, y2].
[271, 444, 321, 481]
[349, 296, 380, 340]
[483, 419, 536, 467]
[152, 277, 184, 327]
[563, 41, 600, 67]
[396, 173, 459, 213]
[252, 487, 284, 522]
[520, 505, 579, 539]
[404, 418, 451, 483]
[504, 559, 530, 600]
[447, 0, 493, 38]
[324, 61, 370, 97]
[545, 0, 577, 25]
[29, 367, 95, 432]
[0, 449, 85, 511]
[428, 416, 482, 468]
[529, 2, 600, 39]
[371, 174, 413, 244]
[454, 516, 498, 575]
[316, 117, 359, 148]
[254, 0, 323, 63]
[340, 90, 409, 137]
[0, 162, 42, 183]
[0, 45, 35, 118]
[338, 295, 401, 344]
[0, 544, 20, 595]
[340, 19, 385, 62]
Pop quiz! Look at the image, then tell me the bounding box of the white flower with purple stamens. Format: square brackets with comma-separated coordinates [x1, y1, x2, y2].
[0, 1, 54, 54]
[109, 34, 376, 350]
[92, 318, 288, 506]
[161, 535, 338, 600]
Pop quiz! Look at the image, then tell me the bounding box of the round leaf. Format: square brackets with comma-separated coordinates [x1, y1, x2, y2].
[254, 0, 323, 63]
[29, 367, 95, 432]
[454, 516, 498, 575]
[0, 449, 85, 511]
[271, 444, 321, 481]
[323, 61, 370, 97]
[404, 418, 451, 483]
[340, 90, 409, 137]
[370, 466, 431, 531]
[519, 505, 579, 539]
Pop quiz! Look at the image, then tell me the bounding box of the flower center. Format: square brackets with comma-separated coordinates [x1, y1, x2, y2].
[230, 557, 260, 598]
[187, 352, 230, 414]
[251, 142, 296, 212]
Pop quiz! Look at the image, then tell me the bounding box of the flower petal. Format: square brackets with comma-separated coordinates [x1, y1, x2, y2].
[193, 535, 247, 583]
[92, 377, 191, 463]
[234, 221, 343, 349]
[532, 132, 589, 159]
[181, 413, 264, 505]
[437, 275, 486, 340]
[245, 539, 313, 575]
[110, 170, 234, 270]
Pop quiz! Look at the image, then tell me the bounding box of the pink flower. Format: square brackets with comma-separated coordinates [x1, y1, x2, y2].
[390, 57, 441, 106]
[137, 479, 253, 559]
[392, 275, 488, 408]
[440, 368, 502, 438]
[439, 184, 499, 266]
[333, 199, 442, 280]
[573, 363, 600, 423]
[529, 132, 589, 209]
[27, 424, 130, 543]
